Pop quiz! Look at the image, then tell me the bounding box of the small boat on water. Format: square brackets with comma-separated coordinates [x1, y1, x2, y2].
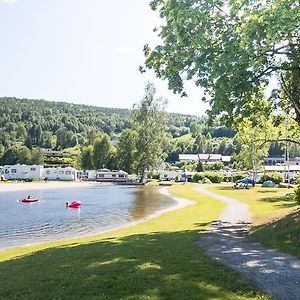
[67, 201, 81, 208]
[20, 197, 39, 203]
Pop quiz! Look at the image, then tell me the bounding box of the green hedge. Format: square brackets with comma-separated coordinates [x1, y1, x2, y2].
[259, 172, 283, 184]
[193, 172, 223, 183]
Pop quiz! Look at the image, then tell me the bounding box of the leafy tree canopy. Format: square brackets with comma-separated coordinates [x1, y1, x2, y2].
[144, 0, 300, 126]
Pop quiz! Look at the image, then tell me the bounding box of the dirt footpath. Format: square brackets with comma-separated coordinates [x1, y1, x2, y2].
[196, 187, 300, 300]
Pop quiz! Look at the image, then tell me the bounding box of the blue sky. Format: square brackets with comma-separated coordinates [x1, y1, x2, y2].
[0, 0, 208, 115]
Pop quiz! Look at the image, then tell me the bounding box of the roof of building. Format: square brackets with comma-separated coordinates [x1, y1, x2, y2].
[265, 165, 300, 171]
[178, 154, 231, 162]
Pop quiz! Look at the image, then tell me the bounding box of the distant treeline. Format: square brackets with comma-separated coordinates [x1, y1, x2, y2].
[0, 97, 296, 168]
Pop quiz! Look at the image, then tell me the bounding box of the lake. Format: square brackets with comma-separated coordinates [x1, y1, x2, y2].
[0, 184, 175, 250]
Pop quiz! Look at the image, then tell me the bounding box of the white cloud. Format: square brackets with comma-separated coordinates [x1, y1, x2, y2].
[0, 0, 17, 4]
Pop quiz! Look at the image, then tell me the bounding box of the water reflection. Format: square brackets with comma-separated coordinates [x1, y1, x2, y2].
[129, 187, 174, 219]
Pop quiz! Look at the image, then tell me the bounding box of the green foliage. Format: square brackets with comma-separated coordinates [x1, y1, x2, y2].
[232, 174, 248, 183]
[202, 177, 212, 184]
[132, 82, 169, 181]
[0, 146, 44, 165]
[193, 172, 223, 183]
[93, 135, 112, 169]
[116, 129, 137, 173]
[81, 145, 94, 170]
[294, 183, 300, 205]
[259, 172, 283, 184]
[145, 0, 300, 128]
[31, 148, 45, 165]
[196, 161, 204, 172]
[204, 173, 223, 184]
[150, 172, 160, 180]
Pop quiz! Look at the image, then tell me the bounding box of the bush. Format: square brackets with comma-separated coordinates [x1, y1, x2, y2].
[294, 182, 300, 204]
[202, 177, 212, 184]
[232, 173, 248, 182]
[203, 172, 223, 183]
[193, 173, 205, 183]
[151, 172, 160, 180]
[193, 172, 223, 183]
[259, 172, 283, 184]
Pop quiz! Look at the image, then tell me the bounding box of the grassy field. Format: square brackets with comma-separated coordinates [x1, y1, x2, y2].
[206, 184, 300, 257]
[0, 184, 269, 300]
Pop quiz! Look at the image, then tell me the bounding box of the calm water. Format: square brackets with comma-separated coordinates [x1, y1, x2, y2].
[0, 184, 175, 250]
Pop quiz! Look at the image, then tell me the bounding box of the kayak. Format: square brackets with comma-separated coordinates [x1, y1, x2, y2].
[68, 201, 81, 208]
[21, 198, 39, 203]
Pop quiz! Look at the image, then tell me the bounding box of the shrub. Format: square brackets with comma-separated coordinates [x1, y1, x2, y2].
[151, 172, 160, 180]
[294, 182, 300, 204]
[259, 172, 283, 184]
[193, 172, 223, 183]
[193, 173, 205, 183]
[204, 172, 223, 183]
[232, 173, 248, 182]
[202, 177, 212, 184]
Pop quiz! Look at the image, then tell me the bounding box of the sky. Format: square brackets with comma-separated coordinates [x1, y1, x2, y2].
[0, 0, 208, 115]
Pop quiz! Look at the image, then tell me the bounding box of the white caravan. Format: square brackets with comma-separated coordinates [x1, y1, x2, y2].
[43, 167, 77, 181]
[0, 165, 44, 181]
[159, 171, 179, 181]
[87, 170, 97, 181]
[96, 169, 128, 182]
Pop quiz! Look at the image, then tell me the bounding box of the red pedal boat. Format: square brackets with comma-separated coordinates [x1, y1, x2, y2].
[67, 201, 81, 208]
[21, 197, 39, 203]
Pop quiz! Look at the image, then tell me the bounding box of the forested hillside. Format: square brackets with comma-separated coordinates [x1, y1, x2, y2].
[0, 97, 233, 150]
[1, 97, 293, 169]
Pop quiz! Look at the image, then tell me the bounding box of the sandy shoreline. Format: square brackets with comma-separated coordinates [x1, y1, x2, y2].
[0, 181, 98, 193]
[0, 184, 196, 252]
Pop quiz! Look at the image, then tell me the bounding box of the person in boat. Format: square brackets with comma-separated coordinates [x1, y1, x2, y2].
[27, 195, 31, 199]
[66, 202, 69, 208]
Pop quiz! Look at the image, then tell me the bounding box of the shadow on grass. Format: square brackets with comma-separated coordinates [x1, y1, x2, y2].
[0, 229, 265, 300]
[251, 209, 300, 258]
[211, 186, 235, 191]
[259, 195, 298, 208]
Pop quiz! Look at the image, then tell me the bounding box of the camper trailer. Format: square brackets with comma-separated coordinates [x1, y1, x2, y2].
[96, 169, 128, 182]
[87, 170, 97, 181]
[0, 165, 44, 181]
[159, 171, 178, 181]
[43, 167, 77, 181]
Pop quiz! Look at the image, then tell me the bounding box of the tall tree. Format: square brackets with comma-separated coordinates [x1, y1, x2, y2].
[30, 148, 44, 165]
[18, 147, 32, 164]
[144, 0, 300, 127]
[132, 82, 168, 182]
[93, 135, 112, 169]
[116, 129, 137, 174]
[81, 145, 94, 170]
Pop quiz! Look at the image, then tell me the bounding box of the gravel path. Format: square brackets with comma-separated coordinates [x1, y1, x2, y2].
[196, 187, 300, 300]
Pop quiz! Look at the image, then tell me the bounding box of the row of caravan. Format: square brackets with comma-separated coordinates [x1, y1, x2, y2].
[0, 165, 77, 181]
[0, 165, 129, 182]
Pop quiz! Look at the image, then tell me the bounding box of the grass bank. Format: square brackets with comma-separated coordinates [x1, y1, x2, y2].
[0, 184, 269, 299]
[205, 184, 300, 258]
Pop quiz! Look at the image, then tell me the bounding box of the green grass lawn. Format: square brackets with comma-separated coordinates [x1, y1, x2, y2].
[205, 184, 300, 258]
[0, 184, 269, 300]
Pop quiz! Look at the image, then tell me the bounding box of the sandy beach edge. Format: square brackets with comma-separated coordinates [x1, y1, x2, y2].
[0, 181, 99, 193]
[0, 184, 196, 253]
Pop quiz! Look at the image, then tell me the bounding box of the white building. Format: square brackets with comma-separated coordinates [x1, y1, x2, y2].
[1, 165, 44, 181]
[264, 156, 300, 166]
[264, 165, 300, 181]
[178, 154, 231, 165]
[43, 167, 77, 181]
